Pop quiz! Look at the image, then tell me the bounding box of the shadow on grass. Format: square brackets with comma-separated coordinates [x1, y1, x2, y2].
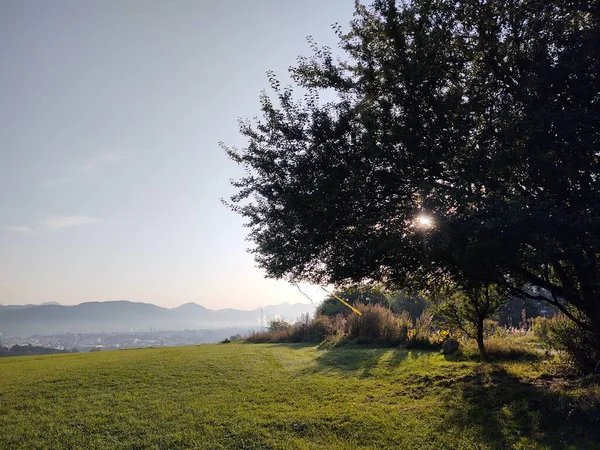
[305, 346, 434, 378]
[442, 365, 600, 449]
[291, 344, 600, 448]
[260, 342, 317, 349]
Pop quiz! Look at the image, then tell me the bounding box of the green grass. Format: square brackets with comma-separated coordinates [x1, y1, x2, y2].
[1, 344, 599, 449]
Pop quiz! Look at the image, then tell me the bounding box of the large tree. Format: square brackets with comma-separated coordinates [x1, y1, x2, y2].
[224, 1, 600, 360]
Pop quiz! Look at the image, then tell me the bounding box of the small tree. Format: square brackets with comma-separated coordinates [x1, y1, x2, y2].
[268, 317, 292, 332]
[432, 282, 508, 359]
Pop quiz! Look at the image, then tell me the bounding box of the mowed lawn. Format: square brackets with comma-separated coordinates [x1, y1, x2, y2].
[1, 344, 599, 449]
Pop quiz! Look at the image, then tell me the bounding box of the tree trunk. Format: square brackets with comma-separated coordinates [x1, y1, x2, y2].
[476, 317, 488, 361]
[590, 315, 600, 374]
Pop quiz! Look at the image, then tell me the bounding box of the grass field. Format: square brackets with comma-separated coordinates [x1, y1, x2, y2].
[1, 343, 599, 449]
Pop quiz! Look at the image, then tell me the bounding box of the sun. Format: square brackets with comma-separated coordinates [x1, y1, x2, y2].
[416, 215, 434, 228]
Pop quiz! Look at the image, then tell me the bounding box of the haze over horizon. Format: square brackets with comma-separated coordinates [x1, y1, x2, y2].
[0, 1, 355, 308]
[0, 298, 315, 312]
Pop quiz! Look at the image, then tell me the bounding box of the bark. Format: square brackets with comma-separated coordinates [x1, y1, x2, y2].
[476, 316, 488, 361]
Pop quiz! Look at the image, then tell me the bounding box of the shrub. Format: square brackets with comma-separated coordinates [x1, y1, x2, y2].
[430, 329, 453, 346]
[295, 313, 312, 334]
[319, 314, 349, 346]
[347, 304, 382, 340]
[270, 328, 294, 342]
[347, 304, 410, 345]
[269, 318, 292, 333]
[534, 314, 600, 374]
[245, 314, 345, 343]
[220, 334, 243, 344]
[243, 305, 441, 350]
[407, 310, 432, 346]
[307, 315, 341, 341]
[245, 330, 273, 343]
[246, 327, 295, 343]
[415, 310, 433, 334]
[484, 319, 500, 337]
[309, 315, 333, 338]
[287, 313, 313, 342]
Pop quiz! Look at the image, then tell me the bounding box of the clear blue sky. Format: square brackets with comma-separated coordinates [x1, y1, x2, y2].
[0, 0, 356, 308]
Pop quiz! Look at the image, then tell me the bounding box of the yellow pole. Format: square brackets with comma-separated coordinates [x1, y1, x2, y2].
[320, 286, 363, 316]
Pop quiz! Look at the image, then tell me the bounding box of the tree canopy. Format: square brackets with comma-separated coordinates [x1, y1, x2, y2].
[224, 0, 600, 351]
[316, 285, 390, 317]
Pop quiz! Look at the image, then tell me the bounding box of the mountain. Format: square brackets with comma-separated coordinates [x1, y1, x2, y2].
[173, 302, 209, 315]
[0, 300, 317, 337]
[0, 301, 61, 310]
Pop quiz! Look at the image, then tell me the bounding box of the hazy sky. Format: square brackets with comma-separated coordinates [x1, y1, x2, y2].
[0, 0, 356, 309]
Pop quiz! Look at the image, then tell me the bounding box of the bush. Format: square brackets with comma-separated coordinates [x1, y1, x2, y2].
[220, 334, 243, 344]
[347, 304, 410, 345]
[243, 305, 442, 350]
[533, 314, 600, 374]
[245, 314, 345, 343]
[309, 315, 333, 339]
[269, 318, 292, 333]
[246, 328, 295, 343]
[245, 330, 271, 343]
[307, 315, 346, 341]
[295, 313, 312, 334]
[484, 319, 501, 337]
[406, 310, 435, 348]
[430, 329, 453, 346]
[244, 317, 297, 342]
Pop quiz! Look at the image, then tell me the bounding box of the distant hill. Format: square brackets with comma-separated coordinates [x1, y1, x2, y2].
[0, 300, 316, 336]
[0, 304, 49, 311]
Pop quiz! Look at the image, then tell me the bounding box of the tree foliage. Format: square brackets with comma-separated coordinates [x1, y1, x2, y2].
[224, 0, 600, 362]
[389, 291, 430, 319]
[316, 285, 390, 317]
[268, 318, 292, 333]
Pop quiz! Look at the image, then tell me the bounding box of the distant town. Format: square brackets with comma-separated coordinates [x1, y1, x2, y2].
[0, 327, 253, 353]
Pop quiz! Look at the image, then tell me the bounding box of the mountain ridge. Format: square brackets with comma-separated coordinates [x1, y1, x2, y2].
[0, 300, 316, 337]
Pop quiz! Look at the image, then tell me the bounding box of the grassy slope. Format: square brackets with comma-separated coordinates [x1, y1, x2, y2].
[1, 344, 599, 450]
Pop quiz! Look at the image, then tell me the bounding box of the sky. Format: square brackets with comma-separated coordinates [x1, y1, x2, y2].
[0, 0, 356, 309]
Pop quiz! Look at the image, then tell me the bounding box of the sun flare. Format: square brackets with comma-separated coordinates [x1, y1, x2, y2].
[416, 215, 434, 228]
